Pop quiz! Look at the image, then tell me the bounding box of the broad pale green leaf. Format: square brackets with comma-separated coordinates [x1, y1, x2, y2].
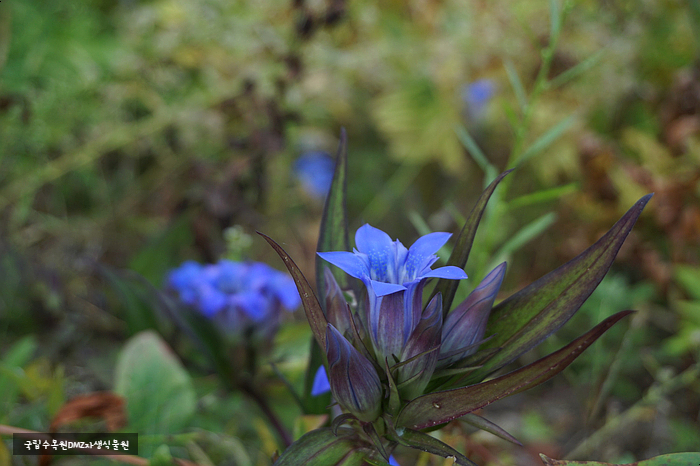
[114, 331, 196, 454]
[539, 452, 700, 465]
[274, 427, 375, 466]
[396, 311, 632, 430]
[431, 170, 512, 316]
[473, 194, 651, 380]
[389, 427, 478, 466]
[316, 128, 351, 298]
[260, 233, 328, 352]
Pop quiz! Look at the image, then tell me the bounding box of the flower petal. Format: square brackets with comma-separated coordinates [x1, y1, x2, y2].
[421, 266, 468, 280]
[405, 232, 452, 280]
[355, 224, 397, 282]
[368, 279, 406, 297]
[317, 251, 368, 279]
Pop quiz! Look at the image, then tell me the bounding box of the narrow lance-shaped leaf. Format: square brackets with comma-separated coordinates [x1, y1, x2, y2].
[431, 169, 512, 316]
[389, 427, 478, 466]
[307, 129, 350, 413]
[259, 233, 328, 351]
[396, 311, 633, 430]
[316, 128, 350, 299]
[472, 194, 651, 381]
[461, 414, 522, 446]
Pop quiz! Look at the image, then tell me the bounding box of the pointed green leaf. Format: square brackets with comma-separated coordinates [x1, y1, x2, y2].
[316, 128, 351, 297]
[539, 452, 700, 466]
[259, 233, 328, 352]
[273, 427, 374, 466]
[396, 311, 632, 430]
[461, 414, 522, 446]
[306, 130, 350, 415]
[431, 170, 512, 316]
[474, 194, 651, 379]
[389, 427, 478, 466]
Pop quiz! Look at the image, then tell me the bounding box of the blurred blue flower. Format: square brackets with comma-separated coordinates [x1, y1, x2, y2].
[462, 79, 496, 121]
[389, 455, 401, 466]
[293, 151, 335, 199]
[310, 365, 331, 396]
[166, 259, 300, 338]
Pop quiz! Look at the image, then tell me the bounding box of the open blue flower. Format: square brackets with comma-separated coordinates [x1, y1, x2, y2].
[318, 224, 467, 362]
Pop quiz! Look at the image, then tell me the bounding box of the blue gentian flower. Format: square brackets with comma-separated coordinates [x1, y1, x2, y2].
[166, 259, 300, 338]
[294, 151, 336, 199]
[318, 224, 467, 362]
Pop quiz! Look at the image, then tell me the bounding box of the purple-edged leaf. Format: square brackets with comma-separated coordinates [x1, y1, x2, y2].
[316, 128, 351, 298]
[396, 311, 633, 430]
[539, 452, 700, 465]
[389, 427, 478, 466]
[259, 233, 328, 351]
[273, 427, 375, 466]
[461, 414, 522, 446]
[430, 170, 512, 316]
[472, 194, 651, 381]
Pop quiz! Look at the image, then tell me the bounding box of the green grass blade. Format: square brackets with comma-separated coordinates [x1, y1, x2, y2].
[516, 114, 576, 166]
[504, 60, 528, 112]
[507, 183, 577, 210]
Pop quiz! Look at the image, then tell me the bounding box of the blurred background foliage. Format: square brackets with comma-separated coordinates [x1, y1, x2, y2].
[1, 0, 699, 464]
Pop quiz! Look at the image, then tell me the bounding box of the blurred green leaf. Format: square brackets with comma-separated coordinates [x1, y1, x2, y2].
[148, 444, 175, 466]
[114, 331, 196, 445]
[129, 215, 193, 286]
[0, 336, 37, 418]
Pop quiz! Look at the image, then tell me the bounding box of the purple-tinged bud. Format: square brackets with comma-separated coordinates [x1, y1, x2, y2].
[398, 294, 443, 399]
[323, 267, 354, 337]
[439, 262, 506, 366]
[326, 324, 383, 422]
